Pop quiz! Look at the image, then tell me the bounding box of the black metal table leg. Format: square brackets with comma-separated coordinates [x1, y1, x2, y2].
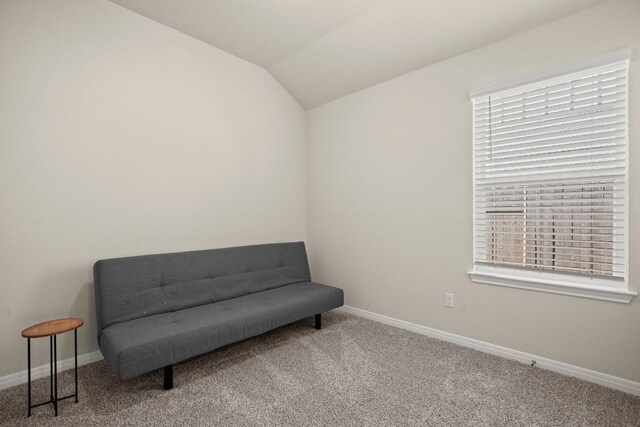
[50, 336, 53, 402]
[74, 329, 78, 403]
[53, 334, 58, 417]
[27, 339, 31, 417]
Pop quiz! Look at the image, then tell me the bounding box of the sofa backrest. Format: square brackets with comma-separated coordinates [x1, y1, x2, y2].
[93, 242, 311, 334]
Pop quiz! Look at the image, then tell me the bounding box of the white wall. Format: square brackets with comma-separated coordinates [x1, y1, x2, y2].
[307, 0, 640, 382]
[0, 0, 306, 377]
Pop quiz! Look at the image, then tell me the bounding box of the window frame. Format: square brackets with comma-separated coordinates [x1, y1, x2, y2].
[468, 50, 635, 303]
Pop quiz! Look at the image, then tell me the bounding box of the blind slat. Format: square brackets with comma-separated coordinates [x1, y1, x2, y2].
[475, 206, 624, 212]
[475, 214, 624, 221]
[476, 233, 618, 245]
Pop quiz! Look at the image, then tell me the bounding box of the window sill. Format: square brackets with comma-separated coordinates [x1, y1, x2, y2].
[468, 265, 636, 303]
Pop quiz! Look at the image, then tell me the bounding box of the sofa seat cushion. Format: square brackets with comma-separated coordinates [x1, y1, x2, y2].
[99, 282, 343, 377]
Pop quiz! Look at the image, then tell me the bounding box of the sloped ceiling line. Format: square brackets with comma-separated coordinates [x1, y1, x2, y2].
[109, 0, 606, 109]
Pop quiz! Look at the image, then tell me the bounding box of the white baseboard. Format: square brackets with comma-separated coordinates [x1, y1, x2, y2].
[337, 305, 640, 397]
[0, 351, 103, 391]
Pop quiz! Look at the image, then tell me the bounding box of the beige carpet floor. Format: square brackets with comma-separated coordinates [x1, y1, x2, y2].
[1, 311, 639, 426]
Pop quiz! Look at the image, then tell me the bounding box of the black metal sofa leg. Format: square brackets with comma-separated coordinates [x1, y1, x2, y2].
[315, 313, 321, 330]
[164, 365, 173, 390]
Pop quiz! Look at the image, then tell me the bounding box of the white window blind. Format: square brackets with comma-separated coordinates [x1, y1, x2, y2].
[472, 58, 628, 283]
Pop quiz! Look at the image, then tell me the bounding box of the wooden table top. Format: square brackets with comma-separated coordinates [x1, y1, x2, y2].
[21, 318, 84, 338]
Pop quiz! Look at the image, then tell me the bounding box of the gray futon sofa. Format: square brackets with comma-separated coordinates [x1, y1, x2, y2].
[93, 242, 343, 389]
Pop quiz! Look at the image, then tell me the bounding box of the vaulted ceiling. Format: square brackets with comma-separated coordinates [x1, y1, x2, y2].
[109, 0, 606, 109]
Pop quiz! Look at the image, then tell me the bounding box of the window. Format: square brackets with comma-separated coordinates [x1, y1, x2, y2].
[468, 50, 635, 303]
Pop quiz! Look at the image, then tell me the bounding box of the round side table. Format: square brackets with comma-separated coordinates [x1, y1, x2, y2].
[21, 318, 83, 417]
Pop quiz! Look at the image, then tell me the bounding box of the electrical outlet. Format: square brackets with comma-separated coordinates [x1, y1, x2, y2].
[444, 293, 454, 308]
